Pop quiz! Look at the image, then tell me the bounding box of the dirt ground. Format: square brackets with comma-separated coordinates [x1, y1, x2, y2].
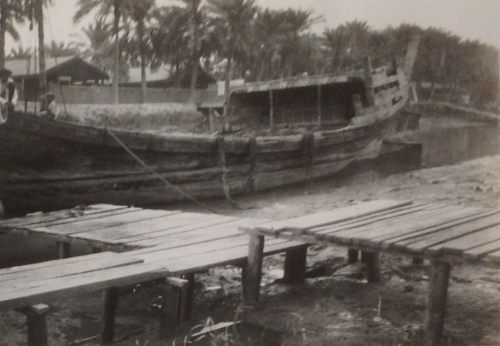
[2, 153, 500, 346]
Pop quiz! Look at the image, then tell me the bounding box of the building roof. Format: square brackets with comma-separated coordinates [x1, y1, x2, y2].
[126, 66, 170, 83]
[230, 73, 364, 94]
[5, 56, 109, 81]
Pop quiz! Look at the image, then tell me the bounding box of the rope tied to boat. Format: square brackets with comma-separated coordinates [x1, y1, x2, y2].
[105, 127, 221, 215]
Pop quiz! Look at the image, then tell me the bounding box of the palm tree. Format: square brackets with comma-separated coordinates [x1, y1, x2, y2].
[73, 0, 126, 104]
[74, 20, 114, 73]
[7, 44, 32, 60]
[0, 0, 24, 69]
[206, 0, 257, 114]
[46, 41, 80, 57]
[278, 8, 321, 78]
[123, 0, 155, 103]
[251, 9, 288, 81]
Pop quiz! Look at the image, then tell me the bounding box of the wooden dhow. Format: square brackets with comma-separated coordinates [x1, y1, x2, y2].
[0, 37, 420, 214]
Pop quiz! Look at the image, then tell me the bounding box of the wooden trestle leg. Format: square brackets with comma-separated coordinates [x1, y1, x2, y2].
[101, 287, 119, 345]
[427, 260, 451, 346]
[25, 304, 50, 346]
[282, 246, 308, 284]
[244, 234, 264, 304]
[159, 277, 189, 339]
[362, 251, 381, 283]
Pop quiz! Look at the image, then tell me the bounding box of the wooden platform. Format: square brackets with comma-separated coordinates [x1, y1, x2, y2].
[0, 204, 306, 345]
[239, 200, 500, 346]
[3, 200, 500, 345]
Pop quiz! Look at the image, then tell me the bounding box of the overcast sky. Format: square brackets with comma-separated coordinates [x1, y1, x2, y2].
[5, 0, 500, 52]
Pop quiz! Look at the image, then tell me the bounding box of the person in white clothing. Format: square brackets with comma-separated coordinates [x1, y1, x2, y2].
[40, 91, 60, 120]
[0, 68, 18, 123]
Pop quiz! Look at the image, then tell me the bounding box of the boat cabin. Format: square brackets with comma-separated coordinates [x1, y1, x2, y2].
[227, 74, 370, 129]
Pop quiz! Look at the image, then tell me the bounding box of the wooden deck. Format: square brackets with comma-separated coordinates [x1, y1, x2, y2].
[240, 200, 500, 346]
[2, 199, 500, 345]
[0, 203, 306, 345]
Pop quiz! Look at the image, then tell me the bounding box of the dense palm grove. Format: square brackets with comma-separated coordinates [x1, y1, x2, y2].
[0, 0, 498, 108]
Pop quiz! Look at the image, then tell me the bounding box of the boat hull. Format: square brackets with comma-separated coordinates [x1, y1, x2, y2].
[0, 109, 414, 214]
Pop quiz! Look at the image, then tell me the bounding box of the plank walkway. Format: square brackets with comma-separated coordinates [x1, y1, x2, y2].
[0, 203, 306, 346]
[239, 200, 500, 346]
[2, 200, 500, 345]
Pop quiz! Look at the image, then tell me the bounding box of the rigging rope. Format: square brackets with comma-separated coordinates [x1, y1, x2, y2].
[104, 127, 221, 215]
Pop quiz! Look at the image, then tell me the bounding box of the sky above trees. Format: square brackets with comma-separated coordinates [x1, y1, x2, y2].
[4, 0, 500, 52]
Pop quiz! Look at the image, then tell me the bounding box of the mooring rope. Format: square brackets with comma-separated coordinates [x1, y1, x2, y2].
[105, 128, 221, 214]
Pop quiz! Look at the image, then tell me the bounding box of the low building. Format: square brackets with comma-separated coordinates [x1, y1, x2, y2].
[6, 56, 109, 101]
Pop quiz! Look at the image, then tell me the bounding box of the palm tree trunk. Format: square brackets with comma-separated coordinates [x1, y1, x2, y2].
[0, 2, 6, 69]
[36, 0, 46, 97]
[138, 19, 146, 104]
[223, 50, 234, 117]
[188, 0, 201, 101]
[112, 0, 120, 104]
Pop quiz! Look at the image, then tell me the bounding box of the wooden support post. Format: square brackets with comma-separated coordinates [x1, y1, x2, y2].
[25, 304, 49, 346]
[181, 274, 195, 321]
[302, 132, 314, 186]
[57, 241, 70, 259]
[363, 251, 381, 283]
[247, 137, 257, 194]
[412, 257, 424, 265]
[317, 85, 322, 125]
[244, 234, 264, 304]
[101, 287, 119, 345]
[159, 285, 181, 339]
[347, 249, 359, 264]
[269, 90, 274, 129]
[283, 246, 307, 284]
[427, 260, 451, 346]
[241, 264, 248, 300]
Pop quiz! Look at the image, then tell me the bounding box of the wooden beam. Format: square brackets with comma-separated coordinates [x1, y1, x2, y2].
[283, 246, 308, 284]
[427, 260, 451, 346]
[244, 234, 264, 304]
[101, 287, 119, 345]
[57, 241, 70, 259]
[25, 304, 49, 346]
[363, 251, 381, 282]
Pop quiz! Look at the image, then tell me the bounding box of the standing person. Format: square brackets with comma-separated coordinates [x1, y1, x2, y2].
[0, 68, 18, 124]
[40, 91, 60, 120]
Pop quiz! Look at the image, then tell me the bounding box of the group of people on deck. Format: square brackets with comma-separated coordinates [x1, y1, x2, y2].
[0, 67, 59, 123]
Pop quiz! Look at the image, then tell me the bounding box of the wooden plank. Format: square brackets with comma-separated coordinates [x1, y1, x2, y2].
[31, 209, 180, 236]
[308, 202, 432, 235]
[0, 254, 143, 289]
[343, 206, 478, 247]
[0, 204, 128, 229]
[372, 208, 490, 244]
[129, 218, 253, 251]
[0, 262, 169, 312]
[0, 251, 122, 278]
[129, 221, 244, 248]
[73, 212, 217, 243]
[240, 200, 413, 235]
[427, 223, 500, 255]
[312, 203, 450, 240]
[400, 212, 500, 252]
[115, 214, 232, 245]
[463, 239, 500, 259]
